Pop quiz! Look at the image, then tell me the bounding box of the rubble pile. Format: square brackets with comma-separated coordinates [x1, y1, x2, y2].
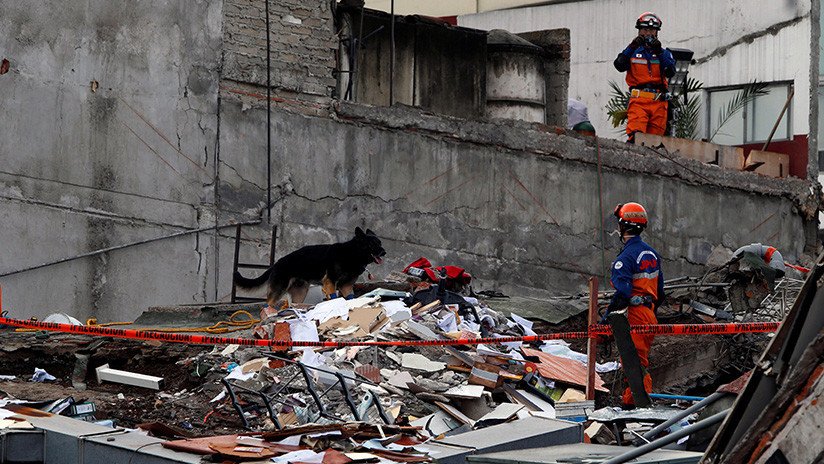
[0, 256, 810, 461]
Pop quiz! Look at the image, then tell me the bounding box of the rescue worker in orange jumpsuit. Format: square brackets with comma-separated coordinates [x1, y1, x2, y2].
[613, 12, 676, 143]
[607, 202, 665, 407]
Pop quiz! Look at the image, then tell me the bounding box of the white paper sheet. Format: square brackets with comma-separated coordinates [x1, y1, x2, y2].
[271, 449, 325, 463]
[289, 319, 320, 344]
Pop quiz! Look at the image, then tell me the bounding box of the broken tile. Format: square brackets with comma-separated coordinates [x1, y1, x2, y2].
[355, 365, 381, 384]
[522, 348, 608, 392]
[401, 353, 446, 372]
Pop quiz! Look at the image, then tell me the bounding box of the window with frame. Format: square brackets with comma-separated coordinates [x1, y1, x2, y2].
[706, 83, 793, 146]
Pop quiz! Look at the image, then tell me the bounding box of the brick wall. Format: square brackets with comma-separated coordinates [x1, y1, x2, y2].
[223, 0, 337, 98]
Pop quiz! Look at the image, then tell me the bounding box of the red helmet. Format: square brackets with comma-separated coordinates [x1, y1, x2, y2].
[614, 202, 648, 228]
[636, 12, 662, 30]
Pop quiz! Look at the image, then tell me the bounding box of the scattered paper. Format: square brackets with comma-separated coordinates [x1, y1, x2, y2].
[540, 341, 621, 373]
[43, 313, 83, 325]
[220, 344, 240, 356]
[303, 298, 350, 323]
[209, 390, 227, 403]
[31, 368, 56, 382]
[509, 312, 537, 336]
[437, 312, 458, 333]
[271, 449, 325, 463]
[289, 319, 320, 345]
[274, 435, 302, 446]
[225, 369, 255, 381]
[382, 300, 411, 322]
[300, 349, 328, 368]
[476, 344, 512, 358]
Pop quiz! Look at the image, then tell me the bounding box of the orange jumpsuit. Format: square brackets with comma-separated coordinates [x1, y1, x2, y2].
[614, 44, 675, 140]
[608, 236, 665, 406]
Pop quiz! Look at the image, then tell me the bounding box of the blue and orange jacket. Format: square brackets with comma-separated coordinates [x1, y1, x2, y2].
[615, 45, 676, 89]
[609, 236, 665, 310]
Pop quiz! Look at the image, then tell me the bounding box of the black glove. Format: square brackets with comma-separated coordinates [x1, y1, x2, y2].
[606, 293, 630, 314]
[648, 37, 662, 52]
[629, 36, 644, 49]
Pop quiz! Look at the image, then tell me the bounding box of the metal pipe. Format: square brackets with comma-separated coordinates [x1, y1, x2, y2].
[648, 393, 707, 402]
[665, 283, 731, 290]
[643, 392, 728, 440]
[389, 0, 395, 105]
[0, 220, 260, 278]
[761, 87, 794, 152]
[601, 409, 730, 464]
[265, 0, 272, 223]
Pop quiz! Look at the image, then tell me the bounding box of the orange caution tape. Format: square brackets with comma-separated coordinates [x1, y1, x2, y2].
[0, 316, 779, 348]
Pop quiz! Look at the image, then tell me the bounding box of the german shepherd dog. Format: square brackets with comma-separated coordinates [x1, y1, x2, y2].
[233, 227, 386, 307]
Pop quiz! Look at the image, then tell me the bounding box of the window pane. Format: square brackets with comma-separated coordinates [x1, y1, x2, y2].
[709, 89, 744, 145]
[748, 86, 790, 143]
[820, 5, 824, 75]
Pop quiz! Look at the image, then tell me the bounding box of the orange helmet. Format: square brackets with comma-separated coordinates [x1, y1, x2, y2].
[614, 202, 648, 228]
[636, 12, 662, 30]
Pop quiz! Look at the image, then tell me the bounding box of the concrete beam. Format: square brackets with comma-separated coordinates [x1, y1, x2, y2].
[95, 364, 164, 390]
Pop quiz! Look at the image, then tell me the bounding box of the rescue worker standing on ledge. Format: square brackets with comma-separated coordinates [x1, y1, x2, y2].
[613, 12, 676, 144]
[607, 202, 665, 407]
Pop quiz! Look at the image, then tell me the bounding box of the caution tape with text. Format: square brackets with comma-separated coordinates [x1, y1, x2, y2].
[0, 316, 779, 348]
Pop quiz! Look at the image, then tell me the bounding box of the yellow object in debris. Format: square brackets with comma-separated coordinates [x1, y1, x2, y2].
[82, 310, 261, 335]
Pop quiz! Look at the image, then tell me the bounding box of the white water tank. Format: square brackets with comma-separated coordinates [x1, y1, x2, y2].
[486, 29, 546, 123]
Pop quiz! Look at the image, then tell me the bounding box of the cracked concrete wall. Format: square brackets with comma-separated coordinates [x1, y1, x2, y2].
[218, 93, 815, 299]
[0, 0, 223, 321]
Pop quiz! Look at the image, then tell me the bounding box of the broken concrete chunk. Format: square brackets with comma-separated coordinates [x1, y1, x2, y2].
[443, 385, 485, 399]
[475, 403, 524, 427]
[557, 388, 586, 403]
[385, 351, 402, 365]
[414, 377, 450, 392]
[387, 371, 416, 389]
[401, 353, 446, 372]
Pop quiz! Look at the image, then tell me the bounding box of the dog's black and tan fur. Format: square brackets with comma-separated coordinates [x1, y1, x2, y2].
[233, 227, 386, 307]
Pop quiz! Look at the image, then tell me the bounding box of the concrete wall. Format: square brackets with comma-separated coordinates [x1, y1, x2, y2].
[0, 0, 816, 324]
[0, 0, 223, 321]
[217, 91, 816, 301]
[459, 0, 815, 175]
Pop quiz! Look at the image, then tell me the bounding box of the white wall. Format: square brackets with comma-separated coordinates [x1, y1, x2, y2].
[459, 0, 813, 141]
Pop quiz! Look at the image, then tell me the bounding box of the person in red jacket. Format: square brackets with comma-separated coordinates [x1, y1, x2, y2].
[613, 12, 676, 144]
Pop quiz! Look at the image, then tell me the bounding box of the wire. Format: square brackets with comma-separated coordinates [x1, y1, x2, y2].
[82, 310, 260, 335]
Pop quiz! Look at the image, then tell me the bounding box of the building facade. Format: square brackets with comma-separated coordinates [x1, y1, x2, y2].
[459, 0, 821, 180]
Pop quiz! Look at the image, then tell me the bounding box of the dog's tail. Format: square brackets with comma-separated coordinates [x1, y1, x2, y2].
[233, 267, 273, 289]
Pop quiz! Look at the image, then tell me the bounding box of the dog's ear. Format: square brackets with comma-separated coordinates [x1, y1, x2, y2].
[366, 228, 376, 236]
[355, 227, 365, 237]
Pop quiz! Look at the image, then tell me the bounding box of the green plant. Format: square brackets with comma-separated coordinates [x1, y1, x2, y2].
[669, 78, 703, 139]
[605, 80, 631, 132]
[606, 78, 704, 139]
[708, 81, 769, 142]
